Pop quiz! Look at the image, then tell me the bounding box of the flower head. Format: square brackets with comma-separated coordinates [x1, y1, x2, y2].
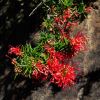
[32, 61, 49, 80]
[71, 32, 87, 53]
[8, 46, 22, 56]
[50, 64, 76, 88]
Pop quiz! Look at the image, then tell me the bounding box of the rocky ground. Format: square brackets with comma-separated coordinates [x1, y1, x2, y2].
[0, 0, 100, 100]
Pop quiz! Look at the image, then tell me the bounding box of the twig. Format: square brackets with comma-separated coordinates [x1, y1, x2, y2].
[29, 0, 50, 17]
[29, 2, 43, 16]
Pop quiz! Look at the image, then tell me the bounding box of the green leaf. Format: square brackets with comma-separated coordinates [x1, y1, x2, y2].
[60, 0, 73, 7]
[64, 38, 69, 45]
[78, 3, 85, 13]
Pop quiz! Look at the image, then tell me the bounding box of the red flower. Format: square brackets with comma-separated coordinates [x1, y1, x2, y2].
[54, 17, 60, 23]
[36, 61, 49, 76]
[32, 61, 49, 80]
[47, 57, 62, 73]
[32, 68, 48, 81]
[50, 64, 76, 88]
[45, 45, 66, 61]
[8, 46, 22, 56]
[63, 8, 71, 19]
[70, 32, 87, 53]
[32, 70, 40, 79]
[45, 48, 77, 88]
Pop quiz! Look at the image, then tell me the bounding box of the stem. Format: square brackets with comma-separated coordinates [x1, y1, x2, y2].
[29, 2, 43, 16]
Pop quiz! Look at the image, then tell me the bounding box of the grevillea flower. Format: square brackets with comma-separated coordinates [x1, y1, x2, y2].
[50, 64, 76, 88]
[8, 46, 22, 56]
[45, 47, 77, 88]
[63, 8, 71, 20]
[36, 61, 49, 76]
[44, 44, 66, 61]
[32, 69, 48, 81]
[32, 70, 41, 79]
[32, 61, 49, 80]
[54, 17, 60, 23]
[70, 32, 87, 53]
[47, 57, 62, 73]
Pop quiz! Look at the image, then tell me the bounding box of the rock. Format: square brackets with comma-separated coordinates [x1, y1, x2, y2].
[78, 0, 100, 99]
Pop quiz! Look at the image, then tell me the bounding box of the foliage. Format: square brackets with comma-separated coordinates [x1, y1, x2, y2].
[59, 0, 74, 7]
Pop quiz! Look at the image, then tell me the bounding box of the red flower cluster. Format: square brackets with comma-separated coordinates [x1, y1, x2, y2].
[44, 44, 66, 61]
[7, 4, 89, 89]
[53, 6, 90, 52]
[54, 8, 78, 35]
[45, 45, 77, 88]
[50, 64, 76, 88]
[8, 46, 22, 56]
[71, 32, 87, 54]
[32, 61, 49, 80]
[54, 8, 71, 23]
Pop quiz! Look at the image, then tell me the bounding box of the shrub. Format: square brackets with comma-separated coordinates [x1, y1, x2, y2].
[7, 0, 91, 88]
